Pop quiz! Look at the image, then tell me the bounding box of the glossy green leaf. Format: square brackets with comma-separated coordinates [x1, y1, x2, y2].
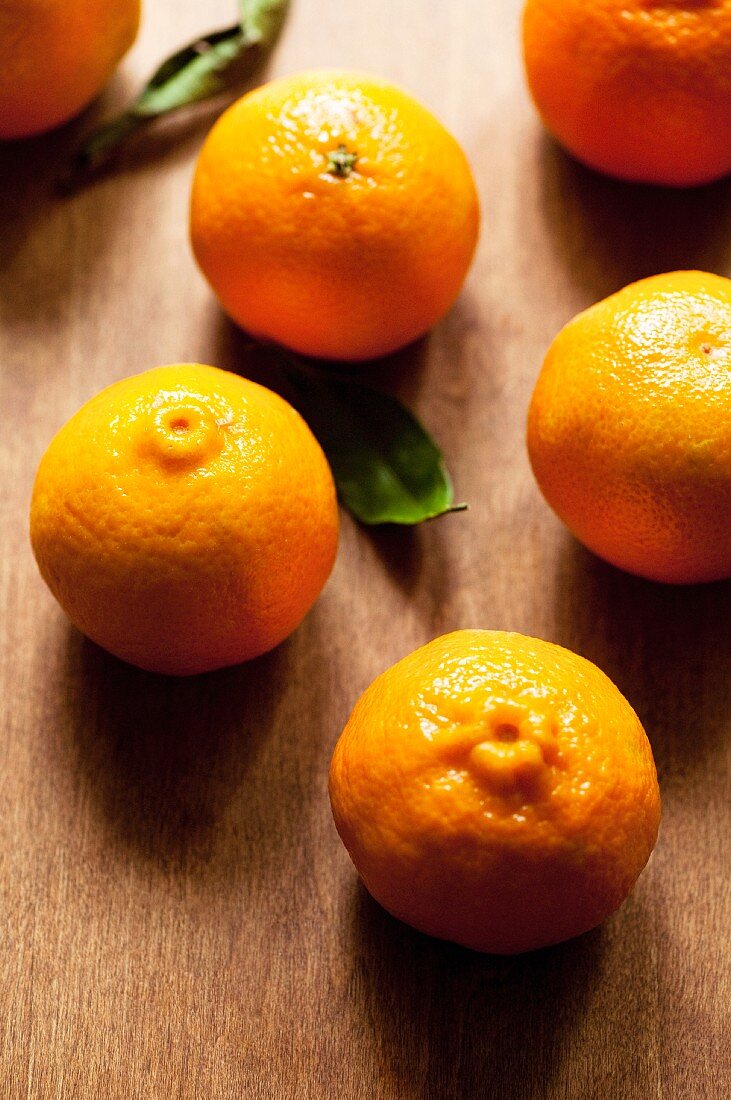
[62, 0, 290, 191]
[238, 0, 290, 43]
[275, 356, 467, 526]
[132, 24, 247, 118]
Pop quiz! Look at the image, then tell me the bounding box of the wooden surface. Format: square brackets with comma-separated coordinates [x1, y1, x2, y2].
[1, 2, 730, 1096]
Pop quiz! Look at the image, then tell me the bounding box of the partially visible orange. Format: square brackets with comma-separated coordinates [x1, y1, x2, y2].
[522, 0, 731, 186]
[0, 0, 140, 139]
[30, 364, 338, 675]
[527, 271, 731, 584]
[190, 69, 480, 361]
[329, 630, 660, 955]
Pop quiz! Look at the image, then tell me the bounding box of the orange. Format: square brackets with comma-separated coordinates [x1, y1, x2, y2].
[522, 0, 731, 186]
[0, 0, 140, 140]
[527, 271, 731, 584]
[329, 630, 660, 955]
[189, 69, 480, 361]
[30, 363, 338, 675]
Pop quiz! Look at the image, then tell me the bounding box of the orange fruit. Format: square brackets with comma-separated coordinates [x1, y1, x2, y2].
[190, 69, 480, 361]
[30, 363, 338, 675]
[0, 0, 140, 140]
[522, 0, 731, 186]
[527, 271, 731, 584]
[329, 630, 660, 955]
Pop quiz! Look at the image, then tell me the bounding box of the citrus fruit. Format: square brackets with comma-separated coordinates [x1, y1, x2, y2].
[522, 0, 731, 186]
[30, 364, 338, 675]
[190, 69, 480, 361]
[0, 0, 140, 140]
[527, 271, 731, 584]
[329, 630, 660, 955]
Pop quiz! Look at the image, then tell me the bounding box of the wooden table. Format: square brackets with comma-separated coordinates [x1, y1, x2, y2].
[1, 2, 729, 1096]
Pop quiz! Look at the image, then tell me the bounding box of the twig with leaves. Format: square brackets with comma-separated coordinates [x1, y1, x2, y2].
[63, 0, 290, 190]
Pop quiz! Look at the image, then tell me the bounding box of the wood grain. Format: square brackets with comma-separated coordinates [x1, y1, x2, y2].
[1, 2, 730, 1096]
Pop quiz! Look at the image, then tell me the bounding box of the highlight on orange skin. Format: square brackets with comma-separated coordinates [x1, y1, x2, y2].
[190, 69, 480, 361]
[329, 630, 660, 955]
[527, 271, 731, 584]
[30, 363, 339, 675]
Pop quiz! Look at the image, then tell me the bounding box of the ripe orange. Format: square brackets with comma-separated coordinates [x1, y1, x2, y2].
[0, 0, 140, 140]
[30, 364, 338, 675]
[522, 0, 731, 186]
[527, 271, 731, 584]
[190, 69, 480, 361]
[329, 630, 660, 955]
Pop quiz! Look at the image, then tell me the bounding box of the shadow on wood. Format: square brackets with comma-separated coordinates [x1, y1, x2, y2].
[0, 68, 138, 270]
[551, 538, 731, 776]
[363, 525, 425, 596]
[58, 623, 320, 881]
[347, 881, 606, 1100]
[206, 308, 432, 405]
[538, 134, 731, 303]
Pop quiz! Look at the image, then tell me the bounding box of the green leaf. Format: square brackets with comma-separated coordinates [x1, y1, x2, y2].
[133, 24, 247, 117]
[273, 355, 467, 526]
[238, 0, 290, 43]
[62, 0, 290, 191]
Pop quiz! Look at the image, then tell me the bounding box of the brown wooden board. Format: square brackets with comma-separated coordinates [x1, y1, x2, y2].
[1, 2, 729, 1096]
